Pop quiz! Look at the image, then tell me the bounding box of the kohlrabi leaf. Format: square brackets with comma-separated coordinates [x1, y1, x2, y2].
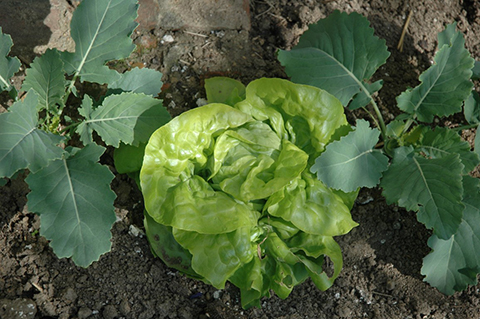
[61, 0, 138, 84]
[21, 49, 66, 112]
[396, 23, 474, 122]
[311, 119, 389, 192]
[109, 67, 163, 96]
[76, 92, 169, 147]
[471, 61, 480, 80]
[421, 176, 480, 295]
[205, 77, 246, 106]
[475, 127, 480, 159]
[464, 90, 480, 125]
[0, 28, 21, 92]
[0, 92, 64, 178]
[277, 11, 390, 109]
[468, 93, 480, 157]
[25, 144, 116, 267]
[381, 146, 464, 240]
[413, 126, 479, 174]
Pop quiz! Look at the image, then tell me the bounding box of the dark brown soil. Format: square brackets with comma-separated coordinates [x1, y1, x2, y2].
[2, 1, 480, 318]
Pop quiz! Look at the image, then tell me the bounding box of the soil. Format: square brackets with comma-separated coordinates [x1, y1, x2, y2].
[2, 0, 480, 318]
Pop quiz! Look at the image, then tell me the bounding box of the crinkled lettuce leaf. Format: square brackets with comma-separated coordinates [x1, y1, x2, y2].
[235, 78, 347, 157]
[266, 172, 358, 237]
[140, 78, 357, 308]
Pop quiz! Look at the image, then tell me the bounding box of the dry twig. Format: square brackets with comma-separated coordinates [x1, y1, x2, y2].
[397, 10, 414, 52]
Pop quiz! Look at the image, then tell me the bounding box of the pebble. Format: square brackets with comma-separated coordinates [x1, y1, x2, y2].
[102, 304, 119, 319]
[161, 34, 175, 43]
[386, 280, 396, 290]
[119, 299, 131, 315]
[129, 224, 145, 237]
[77, 307, 92, 319]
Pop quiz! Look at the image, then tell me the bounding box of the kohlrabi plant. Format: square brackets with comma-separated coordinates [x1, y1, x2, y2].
[0, 0, 170, 267]
[139, 77, 358, 309]
[278, 10, 480, 295]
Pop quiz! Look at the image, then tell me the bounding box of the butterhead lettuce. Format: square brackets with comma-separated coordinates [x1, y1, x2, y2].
[140, 78, 358, 308]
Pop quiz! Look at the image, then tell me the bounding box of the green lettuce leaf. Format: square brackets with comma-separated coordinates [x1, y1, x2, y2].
[210, 127, 308, 202]
[113, 142, 147, 174]
[277, 11, 389, 109]
[205, 76, 246, 106]
[173, 227, 255, 288]
[144, 212, 198, 278]
[141, 103, 255, 226]
[235, 78, 347, 156]
[265, 172, 358, 237]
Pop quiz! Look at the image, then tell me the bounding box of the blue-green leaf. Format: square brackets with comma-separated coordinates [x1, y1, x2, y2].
[464, 90, 480, 125]
[109, 67, 163, 96]
[21, 49, 66, 112]
[413, 126, 479, 174]
[311, 119, 388, 192]
[0, 28, 21, 92]
[25, 144, 116, 267]
[471, 61, 480, 80]
[0, 92, 64, 178]
[278, 11, 390, 109]
[61, 0, 138, 84]
[396, 23, 474, 122]
[76, 92, 169, 147]
[381, 146, 464, 239]
[421, 176, 480, 294]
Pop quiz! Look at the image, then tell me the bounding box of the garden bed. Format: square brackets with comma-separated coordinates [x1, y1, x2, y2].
[1, 0, 480, 318]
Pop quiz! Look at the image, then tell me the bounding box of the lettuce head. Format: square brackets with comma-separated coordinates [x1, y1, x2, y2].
[140, 78, 358, 308]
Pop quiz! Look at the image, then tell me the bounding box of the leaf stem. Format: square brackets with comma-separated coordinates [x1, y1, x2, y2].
[64, 76, 78, 105]
[451, 123, 479, 131]
[369, 99, 387, 139]
[59, 121, 81, 135]
[402, 118, 415, 134]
